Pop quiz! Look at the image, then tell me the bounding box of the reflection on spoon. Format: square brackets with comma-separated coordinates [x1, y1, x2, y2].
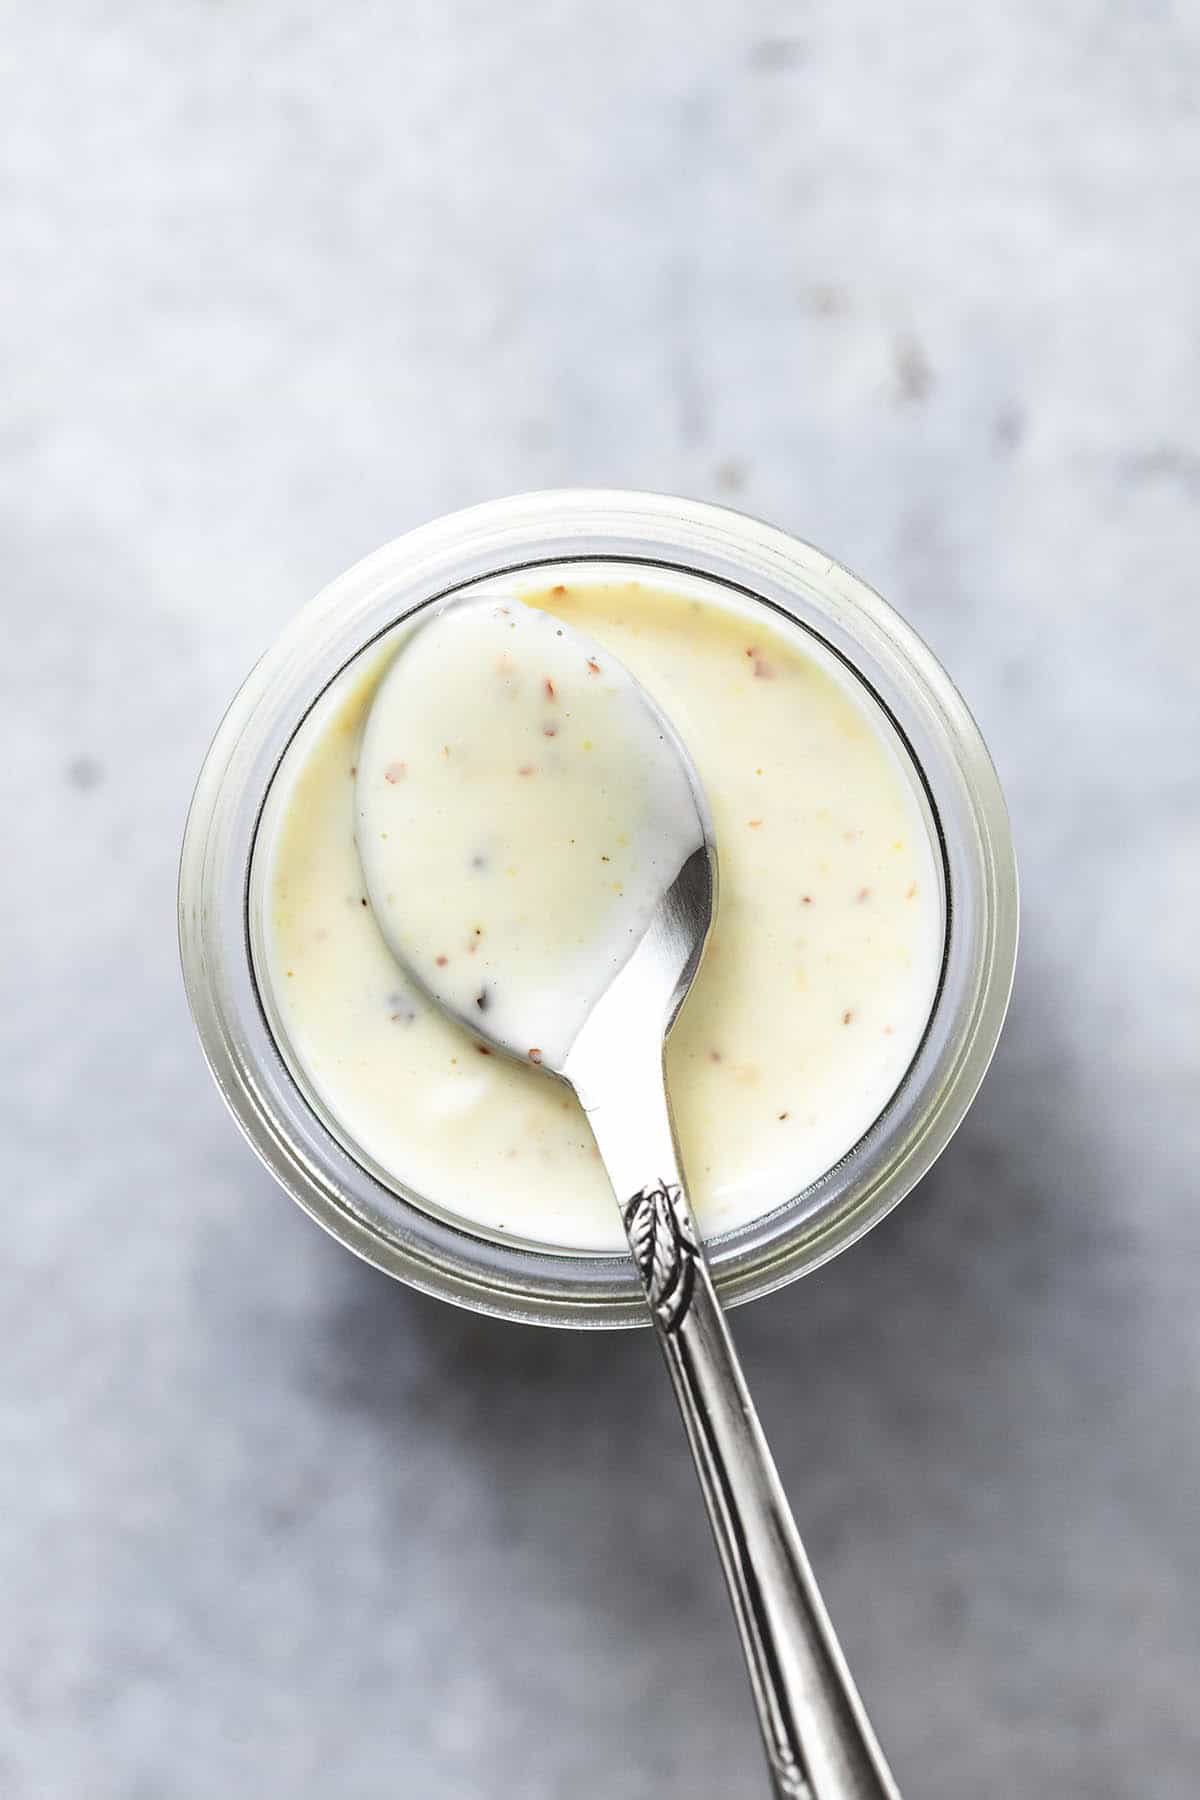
[356, 594, 901, 1800]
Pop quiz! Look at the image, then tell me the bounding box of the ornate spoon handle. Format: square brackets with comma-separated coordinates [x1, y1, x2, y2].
[621, 1177, 900, 1800]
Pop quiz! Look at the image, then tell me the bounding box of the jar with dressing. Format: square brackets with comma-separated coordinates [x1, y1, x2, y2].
[180, 490, 1017, 1327]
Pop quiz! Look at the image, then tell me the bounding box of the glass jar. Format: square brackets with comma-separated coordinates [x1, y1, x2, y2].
[179, 490, 1018, 1328]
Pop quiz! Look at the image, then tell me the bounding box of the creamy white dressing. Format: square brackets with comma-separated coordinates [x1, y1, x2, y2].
[355, 597, 701, 1070]
[260, 578, 944, 1253]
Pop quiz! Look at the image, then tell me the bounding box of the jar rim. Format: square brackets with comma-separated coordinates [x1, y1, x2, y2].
[179, 490, 1018, 1328]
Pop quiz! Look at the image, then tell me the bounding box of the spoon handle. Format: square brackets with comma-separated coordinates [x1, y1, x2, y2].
[620, 1175, 900, 1800]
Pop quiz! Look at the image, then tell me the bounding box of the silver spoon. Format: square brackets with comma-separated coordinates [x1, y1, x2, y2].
[357, 597, 902, 1800]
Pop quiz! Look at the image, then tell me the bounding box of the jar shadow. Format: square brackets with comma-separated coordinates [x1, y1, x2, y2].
[301, 944, 1081, 1633]
[286, 939, 1160, 1793]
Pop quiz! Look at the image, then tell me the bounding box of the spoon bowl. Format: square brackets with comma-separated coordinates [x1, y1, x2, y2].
[356, 592, 716, 1076]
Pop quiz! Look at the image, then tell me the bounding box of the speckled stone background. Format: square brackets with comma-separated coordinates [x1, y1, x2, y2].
[4, 4, 1199, 1796]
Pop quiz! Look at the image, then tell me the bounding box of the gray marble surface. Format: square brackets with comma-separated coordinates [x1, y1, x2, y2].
[4, 4, 1199, 1795]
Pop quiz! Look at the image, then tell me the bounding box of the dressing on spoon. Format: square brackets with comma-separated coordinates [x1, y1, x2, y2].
[356, 596, 702, 1070]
